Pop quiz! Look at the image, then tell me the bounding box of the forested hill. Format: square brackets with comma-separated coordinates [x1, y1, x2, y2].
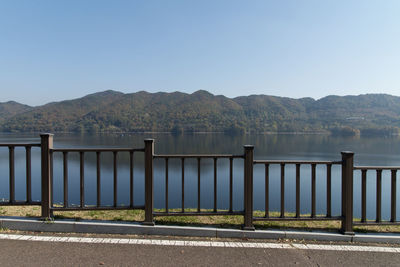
[1, 90, 400, 135]
[0, 101, 32, 124]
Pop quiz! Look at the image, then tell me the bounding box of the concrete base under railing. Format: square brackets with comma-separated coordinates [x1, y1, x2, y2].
[1, 216, 400, 244]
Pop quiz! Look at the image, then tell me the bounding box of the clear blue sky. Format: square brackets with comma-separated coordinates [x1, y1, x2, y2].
[1, 0, 399, 106]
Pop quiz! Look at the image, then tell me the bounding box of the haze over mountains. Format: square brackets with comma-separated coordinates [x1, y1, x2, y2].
[1, 90, 399, 135]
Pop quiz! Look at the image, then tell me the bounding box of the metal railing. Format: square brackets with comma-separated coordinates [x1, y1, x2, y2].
[144, 139, 245, 225]
[1, 134, 399, 234]
[153, 153, 244, 216]
[246, 150, 351, 232]
[0, 142, 41, 206]
[49, 148, 145, 212]
[252, 160, 343, 220]
[353, 166, 400, 226]
[43, 134, 148, 219]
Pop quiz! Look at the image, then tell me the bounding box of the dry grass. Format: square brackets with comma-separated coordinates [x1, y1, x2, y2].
[1, 206, 400, 233]
[0, 205, 42, 217]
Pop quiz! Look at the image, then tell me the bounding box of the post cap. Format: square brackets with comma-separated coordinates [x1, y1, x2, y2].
[244, 145, 254, 150]
[341, 151, 354, 156]
[40, 133, 54, 137]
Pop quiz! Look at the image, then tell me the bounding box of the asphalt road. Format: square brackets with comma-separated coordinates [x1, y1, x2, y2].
[1, 238, 400, 266]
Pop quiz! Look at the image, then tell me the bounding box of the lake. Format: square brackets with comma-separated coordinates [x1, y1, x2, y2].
[1, 133, 400, 220]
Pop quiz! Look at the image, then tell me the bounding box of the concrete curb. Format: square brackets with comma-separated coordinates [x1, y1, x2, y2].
[1, 217, 400, 244]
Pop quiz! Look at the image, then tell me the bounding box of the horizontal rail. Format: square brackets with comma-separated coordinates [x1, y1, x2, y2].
[354, 166, 400, 170]
[254, 160, 342, 165]
[0, 201, 41, 206]
[154, 154, 244, 159]
[253, 216, 342, 221]
[52, 148, 145, 153]
[0, 143, 41, 147]
[153, 211, 245, 216]
[51, 205, 145, 211]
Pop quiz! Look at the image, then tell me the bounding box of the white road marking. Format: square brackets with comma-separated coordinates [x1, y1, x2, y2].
[0, 233, 399, 253]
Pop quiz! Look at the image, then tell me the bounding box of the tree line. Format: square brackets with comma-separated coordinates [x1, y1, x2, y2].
[1, 90, 400, 136]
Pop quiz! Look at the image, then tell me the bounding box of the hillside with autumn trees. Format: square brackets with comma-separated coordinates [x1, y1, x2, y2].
[1, 90, 400, 136]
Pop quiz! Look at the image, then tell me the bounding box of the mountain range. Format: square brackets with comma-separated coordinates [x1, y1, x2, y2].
[1, 90, 400, 135]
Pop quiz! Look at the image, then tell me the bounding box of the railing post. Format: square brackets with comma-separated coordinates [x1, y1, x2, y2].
[143, 139, 155, 225]
[41, 133, 53, 219]
[341, 151, 354, 235]
[243, 145, 255, 230]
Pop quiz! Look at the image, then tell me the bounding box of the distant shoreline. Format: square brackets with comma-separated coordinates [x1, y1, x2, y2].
[0, 130, 399, 137]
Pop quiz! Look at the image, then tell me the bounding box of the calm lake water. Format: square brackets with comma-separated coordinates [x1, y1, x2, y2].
[1, 133, 400, 220]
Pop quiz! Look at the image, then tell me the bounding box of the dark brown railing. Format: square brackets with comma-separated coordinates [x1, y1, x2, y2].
[1, 134, 400, 234]
[49, 147, 145, 212]
[153, 154, 244, 216]
[252, 160, 342, 220]
[0, 142, 41, 206]
[247, 150, 352, 232]
[353, 166, 400, 226]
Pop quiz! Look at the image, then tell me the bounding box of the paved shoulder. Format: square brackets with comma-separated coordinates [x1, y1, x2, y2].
[0, 234, 400, 266]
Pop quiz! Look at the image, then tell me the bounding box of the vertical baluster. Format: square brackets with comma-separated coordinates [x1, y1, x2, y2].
[214, 157, 217, 212]
[391, 170, 397, 222]
[197, 157, 201, 213]
[63, 152, 68, 208]
[229, 157, 233, 213]
[296, 164, 300, 218]
[165, 158, 169, 212]
[130, 151, 134, 208]
[376, 169, 382, 223]
[361, 169, 367, 223]
[113, 151, 118, 207]
[96, 151, 101, 207]
[50, 150, 53, 207]
[181, 158, 185, 212]
[265, 164, 269, 218]
[26, 146, 32, 203]
[327, 164, 332, 218]
[280, 163, 285, 218]
[80, 151, 84, 208]
[9, 146, 15, 203]
[311, 164, 316, 218]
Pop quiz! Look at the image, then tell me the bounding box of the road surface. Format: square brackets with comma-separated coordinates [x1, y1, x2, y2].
[0, 233, 399, 266]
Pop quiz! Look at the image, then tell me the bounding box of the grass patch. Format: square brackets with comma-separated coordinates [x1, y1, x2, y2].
[1, 206, 400, 233]
[0, 206, 41, 217]
[53, 209, 144, 222]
